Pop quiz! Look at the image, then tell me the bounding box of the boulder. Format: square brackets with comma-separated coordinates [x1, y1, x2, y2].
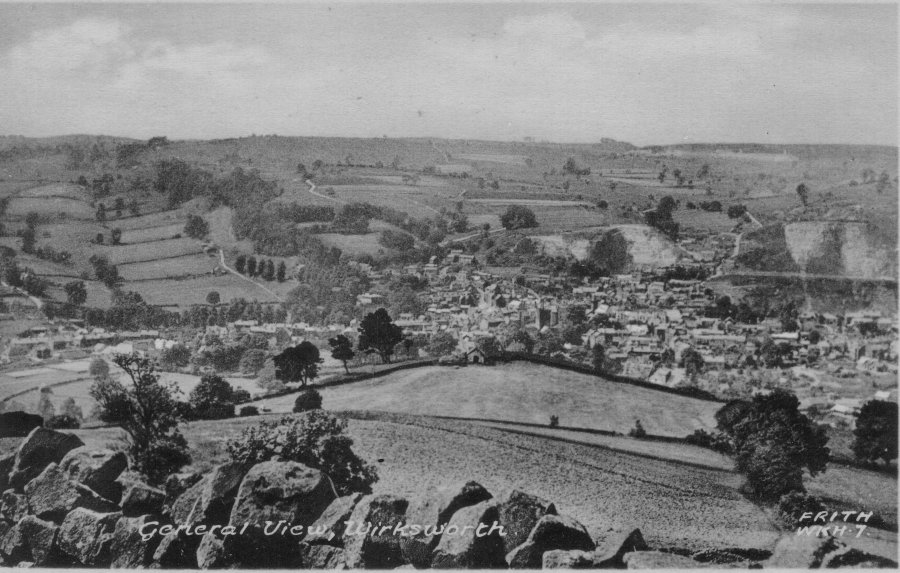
[109, 515, 163, 568]
[692, 547, 770, 565]
[343, 494, 409, 569]
[227, 461, 334, 567]
[542, 549, 596, 569]
[300, 542, 348, 569]
[17, 515, 59, 566]
[0, 412, 43, 439]
[823, 547, 898, 568]
[57, 508, 121, 567]
[8, 428, 83, 491]
[431, 500, 506, 569]
[196, 533, 234, 569]
[767, 533, 844, 568]
[24, 463, 118, 522]
[400, 481, 492, 567]
[304, 493, 362, 546]
[153, 530, 199, 569]
[59, 447, 127, 503]
[121, 482, 165, 517]
[1, 490, 28, 523]
[593, 527, 649, 567]
[623, 550, 701, 569]
[0, 454, 14, 492]
[506, 514, 594, 568]
[493, 489, 557, 555]
[0, 522, 28, 564]
[171, 462, 246, 526]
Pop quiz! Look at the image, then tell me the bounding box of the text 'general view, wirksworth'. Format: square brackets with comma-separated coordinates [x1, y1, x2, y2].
[0, 4, 897, 570]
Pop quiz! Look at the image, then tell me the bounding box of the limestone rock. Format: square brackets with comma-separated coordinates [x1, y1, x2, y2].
[305, 493, 362, 546]
[17, 515, 58, 566]
[153, 530, 199, 568]
[506, 514, 594, 568]
[400, 481, 492, 567]
[57, 508, 121, 567]
[59, 447, 127, 503]
[431, 500, 506, 569]
[1, 490, 28, 523]
[8, 428, 83, 491]
[109, 514, 163, 568]
[493, 489, 557, 554]
[343, 494, 409, 569]
[196, 533, 234, 569]
[541, 549, 596, 569]
[170, 462, 246, 526]
[767, 533, 844, 568]
[227, 461, 334, 567]
[593, 527, 649, 567]
[121, 482, 165, 517]
[24, 463, 118, 522]
[300, 542, 348, 569]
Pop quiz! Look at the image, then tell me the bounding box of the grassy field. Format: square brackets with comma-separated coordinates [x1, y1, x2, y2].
[252, 363, 721, 437]
[119, 223, 184, 244]
[7, 196, 95, 220]
[118, 253, 218, 281]
[101, 237, 205, 265]
[126, 273, 281, 307]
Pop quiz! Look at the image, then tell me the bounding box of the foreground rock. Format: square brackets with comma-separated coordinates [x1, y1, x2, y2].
[431, 500, 506, 568]
[109, 515, 162, 568]
[17, 515, 59, 566]
[120, 482, 165, 517]
[226, 461, 335, 567]
[343, 494, 410, 569]
[493, 489, 557, 555]
[593, 527, 649, 567]
[24, 463, 119, 522]
[400, 481, 492, 567]
[57, 508, 121, 567]
[623, 550, 703, 569]
[299, 543, 348, 569]
[170, 462, 246, 526]
[8, 428, 83, 491]
[304, 493, 363, 546]
[59, 447, 127, 503]
[506, 514, 594, 568]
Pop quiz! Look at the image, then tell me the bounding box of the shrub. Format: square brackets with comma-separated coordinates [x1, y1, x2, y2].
[239, 405, 259, 417]
[685, 428, 734, 454]
[628, 419, 647, 438]
[293, 388, 323, 413]
[45, 414, 80, 429]
[778, 491, 825, 529]
[226, 410, 377, 495]
[549, 415, 559, 428]
[134, 436, 192, 486]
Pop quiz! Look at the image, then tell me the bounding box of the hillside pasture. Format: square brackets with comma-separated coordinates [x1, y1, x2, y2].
[6, 196, 94, 220]
[101, 237, 205, 265]
[119, 223, 184, 244]
[17, 183, 88, 200]
[455, 153, 528, 165]
[326, 184, 461, 217]
[118, 253, 218, 281]
[126, 273, 280, 307]
[252, 362, 721, 437]
[44, 280, 110, 308]
[112, 209, 187, 232]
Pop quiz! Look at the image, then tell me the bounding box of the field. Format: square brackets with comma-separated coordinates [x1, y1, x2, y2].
[126, 273, 281, 307]
[119, 223, 184, 244]
[6, 196, 95, 220]
[253, 363, 721, 437]
[118, 253, 217, 281]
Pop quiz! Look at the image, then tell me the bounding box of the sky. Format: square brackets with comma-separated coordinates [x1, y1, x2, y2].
[0, 3, 895, 146]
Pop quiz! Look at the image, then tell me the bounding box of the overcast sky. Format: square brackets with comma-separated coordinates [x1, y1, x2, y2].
[0, 3, 895, 146]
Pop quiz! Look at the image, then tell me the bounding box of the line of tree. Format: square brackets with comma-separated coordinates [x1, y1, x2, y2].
[234, 255, 287, 282]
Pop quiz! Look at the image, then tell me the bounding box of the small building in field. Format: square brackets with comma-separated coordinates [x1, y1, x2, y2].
[465, 346, 489, 365]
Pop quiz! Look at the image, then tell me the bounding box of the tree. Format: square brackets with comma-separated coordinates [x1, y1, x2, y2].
[20, 228, 35, 254]
[184, 214, 209, 239]
[110, 228, 122, 245]
[96, 203, 106, 222]
[876, 171, 891, 194]
[591, 344, 606, 372]
[796, 183, 809, 207]
[681, 347, 704, 378]
[718, 390, 829, 501]
[293, 388, 322, 412]
[60, 397, 84, 422]
[90, 353, 190, 484]
[206, 291, 220, 305]
[64, 280, 87, 306]
[358, 308, 404, 364]
[853, 400, 898, 466]
[566, 304, 589, 326]
[235, 255, 246, 274]
[499, 205, 538, 230]
[425, 331, 457, 357]
[160, 344, 191, 369]
[37, 391, 55, 420]
[246, 257, 257, 277]
[276, 261, 287, 282]
[511, 330, 534, 353]
[262, 259, 275, 281]
[273, 341, 322, 386]
[328, 335, 355, 374]
[188, 374, 244, 419]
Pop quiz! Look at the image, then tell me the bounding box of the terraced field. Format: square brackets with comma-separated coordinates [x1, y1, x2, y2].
[126, 273, 280, 307]
[119, 223, 183, 244]
[101, 237, 205, 265]
[6, 196, 94, 219]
